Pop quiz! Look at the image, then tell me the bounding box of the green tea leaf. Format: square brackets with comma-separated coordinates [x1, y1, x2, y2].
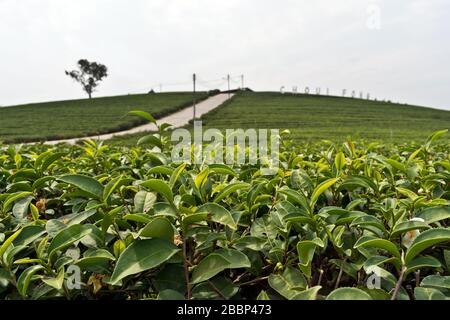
[310, 178, 339, 208]
[391, 220, 430, 238]
[0, 228, 23, 262]
[291, 286, 322, 300]
[48, 224, 99, 261]
[137, 134, 162, 148]
[417, 207, 450, 224]
[17, 265, 45, 296]
[405, 228, 450, 263]
[414, 287, 446, 300]
[197, 203, 237, 230]
[421, 275, 450, 290]
[139, 217, 174, 241]
[128, 110, 156, 124]
[191, 249, 250, 284]
[103, 175, 124, 202]
[326, 287, 372, 300]
[140, 179, 174, 204]
[354, 236, 401, 258]
[169, 162, 187, 188]
[58, 174, 104, 200]
[334, 152, 346, 172]
[268, 267, 308, 299]
[110, 239, 179, 285]
[213, 182, 250, 203]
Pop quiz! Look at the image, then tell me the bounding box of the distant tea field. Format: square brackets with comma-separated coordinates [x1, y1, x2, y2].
[200, 92, 450, 143]
[108, 91, 450, 145]
[0, 92, 207, 143]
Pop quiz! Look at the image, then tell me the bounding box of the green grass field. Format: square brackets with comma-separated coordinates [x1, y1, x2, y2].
[108, 91, 450, 146]
[0, 92, 208, 143]
[201, 92, 450, 143]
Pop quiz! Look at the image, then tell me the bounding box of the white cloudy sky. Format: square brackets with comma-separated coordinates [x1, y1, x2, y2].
[1, 0, 449, 109]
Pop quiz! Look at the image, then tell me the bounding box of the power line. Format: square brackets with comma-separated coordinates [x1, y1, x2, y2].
[196, 78, 227, 90]
[126, 74, 245, 94]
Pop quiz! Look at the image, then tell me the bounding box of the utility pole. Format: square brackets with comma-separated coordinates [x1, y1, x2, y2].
[193, 73, 196, 121]
[227, 74, 230, 98]
[241, 74, 244, 90]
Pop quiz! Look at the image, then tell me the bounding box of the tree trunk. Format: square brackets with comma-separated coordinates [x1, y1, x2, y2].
[88, 92, 92, 99]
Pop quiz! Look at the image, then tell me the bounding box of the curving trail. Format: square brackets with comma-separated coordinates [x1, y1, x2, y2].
[41, 93, 233, 145]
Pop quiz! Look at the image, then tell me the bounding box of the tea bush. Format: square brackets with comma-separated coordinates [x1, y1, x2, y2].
[0, 116, 449, 300]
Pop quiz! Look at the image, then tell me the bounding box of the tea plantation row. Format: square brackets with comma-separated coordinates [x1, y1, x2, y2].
[0, 121, 448, 300]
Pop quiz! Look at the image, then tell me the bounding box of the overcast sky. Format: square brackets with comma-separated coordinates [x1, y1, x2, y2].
[1, 0, 449, 110]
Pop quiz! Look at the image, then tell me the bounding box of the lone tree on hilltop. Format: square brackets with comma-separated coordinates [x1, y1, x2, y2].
[65, 59, 108, 99]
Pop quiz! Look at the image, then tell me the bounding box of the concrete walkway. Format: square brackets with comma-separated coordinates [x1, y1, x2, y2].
[43, 93, 233, 145]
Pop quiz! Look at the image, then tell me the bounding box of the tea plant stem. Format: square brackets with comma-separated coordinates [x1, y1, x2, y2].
[267, 178, 282, 215]
[283, 231, 290, 263]
[239, 276, 269, 287]
[334, 259, 346, 289]
[415, 271, 420, 287]
[233, 272, 249, 284]
[391, 266, 407, 300]
[182, 238, 192, 299]
[334, 268, 344, 290]
[357, 270, 363, 286]
[317, 269, 324, 286]
[406, 285, 415, 300]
